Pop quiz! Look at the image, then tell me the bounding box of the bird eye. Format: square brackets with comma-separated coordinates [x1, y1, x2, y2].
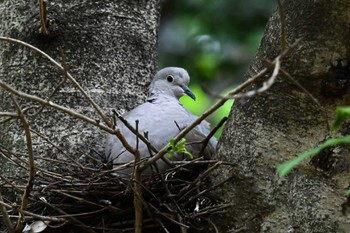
[166, 75, 174, 82]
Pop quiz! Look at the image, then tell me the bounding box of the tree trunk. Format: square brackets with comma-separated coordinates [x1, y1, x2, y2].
[0, 1, 160, 231]
[214, 0, 350, 232]
[0, 1, 160, 168]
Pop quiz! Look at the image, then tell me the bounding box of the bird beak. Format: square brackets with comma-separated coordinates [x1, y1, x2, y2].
[182, 85, 196, 100]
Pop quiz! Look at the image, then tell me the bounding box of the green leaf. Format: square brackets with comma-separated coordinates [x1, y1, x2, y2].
[333, 106, 350, 131]
[166, 138, 193, 160]
[346, 189, 350, 196]
[277, 135, 350, 177]
[167, 139, 176, 159]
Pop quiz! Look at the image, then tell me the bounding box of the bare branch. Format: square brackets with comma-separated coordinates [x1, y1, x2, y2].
[277, 0, 288, 51]
[0, 36, 112, 128]
[9, 95, 36, 232]
[0, 200, 66, 222]
[279, 67, 331, 131]
[0, 80, 136, 156]
[0, 193, 15, 233]
[38, 0, 49, 36]
[113, 110, 158, 154]
[133, 120, 143, 233]
[233, 55, 281, 99]
[28, 50, 69, 117]
[114, 110, 172, 167]
[199, 116, 228, 157]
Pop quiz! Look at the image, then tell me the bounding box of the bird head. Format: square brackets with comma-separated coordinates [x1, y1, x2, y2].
[149, 67, 196, 100]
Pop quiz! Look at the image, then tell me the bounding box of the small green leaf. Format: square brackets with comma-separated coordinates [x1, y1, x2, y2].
[167, 139, 176, 159]
[277, 135, 350, 177]
[166, 138, 193, 160]
[346, 189, 350, 196]
[333, 106, 350, 131]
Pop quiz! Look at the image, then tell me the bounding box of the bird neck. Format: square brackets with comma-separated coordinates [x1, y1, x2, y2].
[147, 90, 179, 103]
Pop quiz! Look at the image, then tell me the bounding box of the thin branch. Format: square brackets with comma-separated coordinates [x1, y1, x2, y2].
[38, 0, 49, 36]
[30, 129, 86, 170]
[9, 95, 36, 232]
[0, 200, 66, 222]
[277, 0, 288, 51]
[0, 112, 19, 117]
[188, 174, 235, 203]
[279, 67, 331, 132]
[113, 110, 158, 154]
[29, 50, 69, 117]
[0, 193, 15, 233]
[199, 116, 228, 157]
[50, 190, 121, 212]
[177, 162, 222, 202]
[0, 81, 136, 156]
[133, 120, 143, 233]
[0, 36, 112, 127]
[114, 110, 172, 167]
[37, 199, 97, 233]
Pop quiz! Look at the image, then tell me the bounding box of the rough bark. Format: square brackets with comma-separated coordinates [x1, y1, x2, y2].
[0, 1, 160, 169]
[214, 0, 350, 232]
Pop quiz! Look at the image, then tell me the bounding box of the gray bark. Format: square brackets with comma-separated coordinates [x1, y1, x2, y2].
[0, 0, 160, 170]
[214, 0, 350, 232]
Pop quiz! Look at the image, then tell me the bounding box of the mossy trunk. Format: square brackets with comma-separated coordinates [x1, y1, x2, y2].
[215, 0, 350, 232]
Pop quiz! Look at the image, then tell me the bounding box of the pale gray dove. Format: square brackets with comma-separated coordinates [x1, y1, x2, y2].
[105, 67, 217, 178]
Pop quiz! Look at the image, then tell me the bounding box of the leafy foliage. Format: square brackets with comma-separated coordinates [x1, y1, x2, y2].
[333, 106, 350, 131]
[277, 135, 350, 177]
[277, 106, 350, 195]
[167, 138, 193, 160]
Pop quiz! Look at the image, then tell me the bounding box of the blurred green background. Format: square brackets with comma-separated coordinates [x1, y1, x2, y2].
[158, 0, 276, 137]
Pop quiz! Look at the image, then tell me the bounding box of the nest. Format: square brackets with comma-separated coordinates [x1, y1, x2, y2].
[0, 145, 232, 233]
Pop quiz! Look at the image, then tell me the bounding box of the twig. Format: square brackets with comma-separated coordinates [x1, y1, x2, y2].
[9, 95, 36, 232]
[114, 110, 158, 154]
[30, 129, 86, 170]
[50, 190, 121, 212]
[188, 174, 234, 203]
[204, 217, 219, 233]
[279, 67, 331, 132]
[0, 107, 31, 124]
[0, 200, 66, 222]
[38, 0, 49, 36]
[187, 203, 233, 219]
[133, 120, 143, 233]
[0, 112, 19, 117]
[114, 110, 172, 168]
[0, 80, 136, 156]
[147, 203, 190, 229]
[29, 50, 69, 118]
[177, 162, 222, 202]
[0, 37, 110, 126]
[199, 116, 228, 157]
[38, 199, 97, 233]
[0, 193, 15, 233]
[0, 36, 138, 158]
[277, 0, 288, 52]
[233, 56, 281, 98]
[0, 175, 26, 194]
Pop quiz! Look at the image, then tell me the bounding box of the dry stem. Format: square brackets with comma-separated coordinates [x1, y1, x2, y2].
[9, 95, 36, 232]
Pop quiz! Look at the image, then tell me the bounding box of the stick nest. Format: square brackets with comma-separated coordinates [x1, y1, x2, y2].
[0, 146, 232, 233]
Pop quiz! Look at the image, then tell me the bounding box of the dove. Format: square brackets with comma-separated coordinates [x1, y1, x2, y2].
[105, 67, 217, 178]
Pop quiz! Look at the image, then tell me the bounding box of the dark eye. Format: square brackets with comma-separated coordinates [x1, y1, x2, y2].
[166, 75, 174, 82]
